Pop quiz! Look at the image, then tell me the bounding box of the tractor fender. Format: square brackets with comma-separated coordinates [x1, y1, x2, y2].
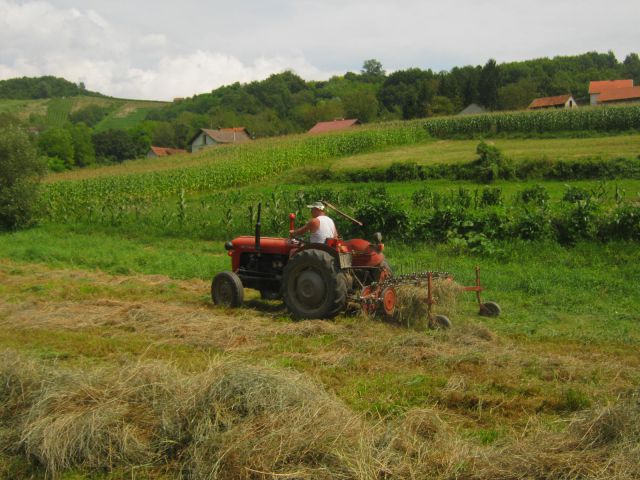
[291, 243, 340, 260]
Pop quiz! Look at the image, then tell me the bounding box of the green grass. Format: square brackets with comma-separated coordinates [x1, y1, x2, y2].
[332, 134, 640, 170]
[0, 224, 227, 279]
[1, 223, 638, 346]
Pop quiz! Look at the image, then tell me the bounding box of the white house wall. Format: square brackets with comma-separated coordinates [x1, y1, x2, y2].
[191, 132, 218, 153]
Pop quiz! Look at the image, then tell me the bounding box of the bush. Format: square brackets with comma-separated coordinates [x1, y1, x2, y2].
[599, 204, 640, 240]
[518, 185, 550, 206]
[0, 126, 46, 229]
[468, 142, 515, 183]
[354, 196, 410, 240]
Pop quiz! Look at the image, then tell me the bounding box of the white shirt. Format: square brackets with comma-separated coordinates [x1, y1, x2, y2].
[310, 215, 337, 244]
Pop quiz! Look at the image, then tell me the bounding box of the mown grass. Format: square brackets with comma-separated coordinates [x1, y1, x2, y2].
[0, 254, 638, 478]
[332, 134, 640, 170]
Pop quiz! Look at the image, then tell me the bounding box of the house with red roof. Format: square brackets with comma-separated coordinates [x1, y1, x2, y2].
[597, 86, 640, 105]
[308, 118, 360, 134]
[147, 146, 188, 158]
[528, 94, 577, 110]
[589, 80, 634, 105]
[189, 127, 252, 153]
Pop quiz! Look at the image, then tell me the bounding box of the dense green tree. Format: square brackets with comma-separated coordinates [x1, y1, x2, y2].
[37, 127, 75, 169]
[497, 78, 539, 110]
[68, 123, 96, 167]
[623, 53, 640, 83]
[378, 68, 437, 119]
[342, 89, 378, 122]
[0, 76, 99, 99]
[151, 122, 178, 148]
[92, 129, 137, 163]
[479, 59, 500, 109]
[0, 126, 46, 229]
[295, 99, 344, 129]
[361, 59, 386, 82]
[429, 96, 455, 116]
[128, 125, 152, 158]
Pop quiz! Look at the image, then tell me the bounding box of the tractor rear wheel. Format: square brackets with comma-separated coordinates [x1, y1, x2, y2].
[282, 249, 347, 319]
[211, 271, 244, 307]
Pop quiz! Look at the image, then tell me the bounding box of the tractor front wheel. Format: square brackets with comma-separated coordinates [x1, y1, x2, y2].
[282, 249, 347, 320]
[211, 271, 244, 307]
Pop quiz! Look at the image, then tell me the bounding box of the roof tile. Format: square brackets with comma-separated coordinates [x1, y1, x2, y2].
[598, 86, 640, 102]
[528, 94, 574, 109]
[308, 119, 360, 134]
[589, 80, 633, 94]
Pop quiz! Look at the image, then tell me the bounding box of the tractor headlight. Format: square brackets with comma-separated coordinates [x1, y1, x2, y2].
[224, 241, 233, 251]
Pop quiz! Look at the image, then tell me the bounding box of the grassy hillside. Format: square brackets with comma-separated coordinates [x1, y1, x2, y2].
[0, 95, 168, 129]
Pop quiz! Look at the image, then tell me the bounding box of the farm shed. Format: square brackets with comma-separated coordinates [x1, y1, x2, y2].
[589, 80, 633, 105]
[457, 103, 486, 115]
[147, 146, 187, 158]
[597, 86, 640, 105]
[528, 94, 577, 110]
[308, 118, 360, 134]
[189, 127, 252, 153]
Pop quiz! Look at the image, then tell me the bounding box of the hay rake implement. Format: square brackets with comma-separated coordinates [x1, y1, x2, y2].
[359, 266, 501, 328]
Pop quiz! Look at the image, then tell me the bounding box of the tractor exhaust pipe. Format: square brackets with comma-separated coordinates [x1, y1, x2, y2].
[255, 202, 262, 252]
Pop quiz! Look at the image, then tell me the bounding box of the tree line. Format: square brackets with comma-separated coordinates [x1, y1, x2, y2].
[147, 51, 640, 140]
[0, 76, 99, 99]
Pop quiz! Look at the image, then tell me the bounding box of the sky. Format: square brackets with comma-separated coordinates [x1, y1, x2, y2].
[0, 0, 638, 101]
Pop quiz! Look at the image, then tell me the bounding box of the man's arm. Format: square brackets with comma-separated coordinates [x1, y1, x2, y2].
[290, 218, 319, 237]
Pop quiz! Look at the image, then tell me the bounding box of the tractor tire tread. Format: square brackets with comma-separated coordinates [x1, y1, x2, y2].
[282, 249, 347, 320]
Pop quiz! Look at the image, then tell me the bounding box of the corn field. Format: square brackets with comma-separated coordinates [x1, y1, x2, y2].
[424, 105, 640, 137]
[44, 123, 428, 219]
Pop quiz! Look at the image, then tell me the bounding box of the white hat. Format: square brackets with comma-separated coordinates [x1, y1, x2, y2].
[306, 201, 325, 210]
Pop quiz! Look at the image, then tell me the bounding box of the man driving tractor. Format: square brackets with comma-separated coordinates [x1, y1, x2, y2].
[289, 201, 338, 244]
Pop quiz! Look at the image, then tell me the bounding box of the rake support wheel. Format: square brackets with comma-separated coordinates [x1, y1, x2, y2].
[480, 301, 501, 317]
[431, 314, 452, 329]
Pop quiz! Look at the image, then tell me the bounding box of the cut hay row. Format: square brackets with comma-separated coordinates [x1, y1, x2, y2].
[1, 351, 638, 479]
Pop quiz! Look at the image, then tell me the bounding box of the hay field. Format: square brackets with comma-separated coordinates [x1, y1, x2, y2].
[1, 259, 638, 478]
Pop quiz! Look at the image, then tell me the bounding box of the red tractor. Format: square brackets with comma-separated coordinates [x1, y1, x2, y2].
[212, 202, 391, 319]
[211, 202, 500, 324]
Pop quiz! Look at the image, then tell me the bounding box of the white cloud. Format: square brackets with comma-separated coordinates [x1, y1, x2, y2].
[0, 0, 337, 99]
[0, 0, 638, 100]
[137, 33, 168, 49]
